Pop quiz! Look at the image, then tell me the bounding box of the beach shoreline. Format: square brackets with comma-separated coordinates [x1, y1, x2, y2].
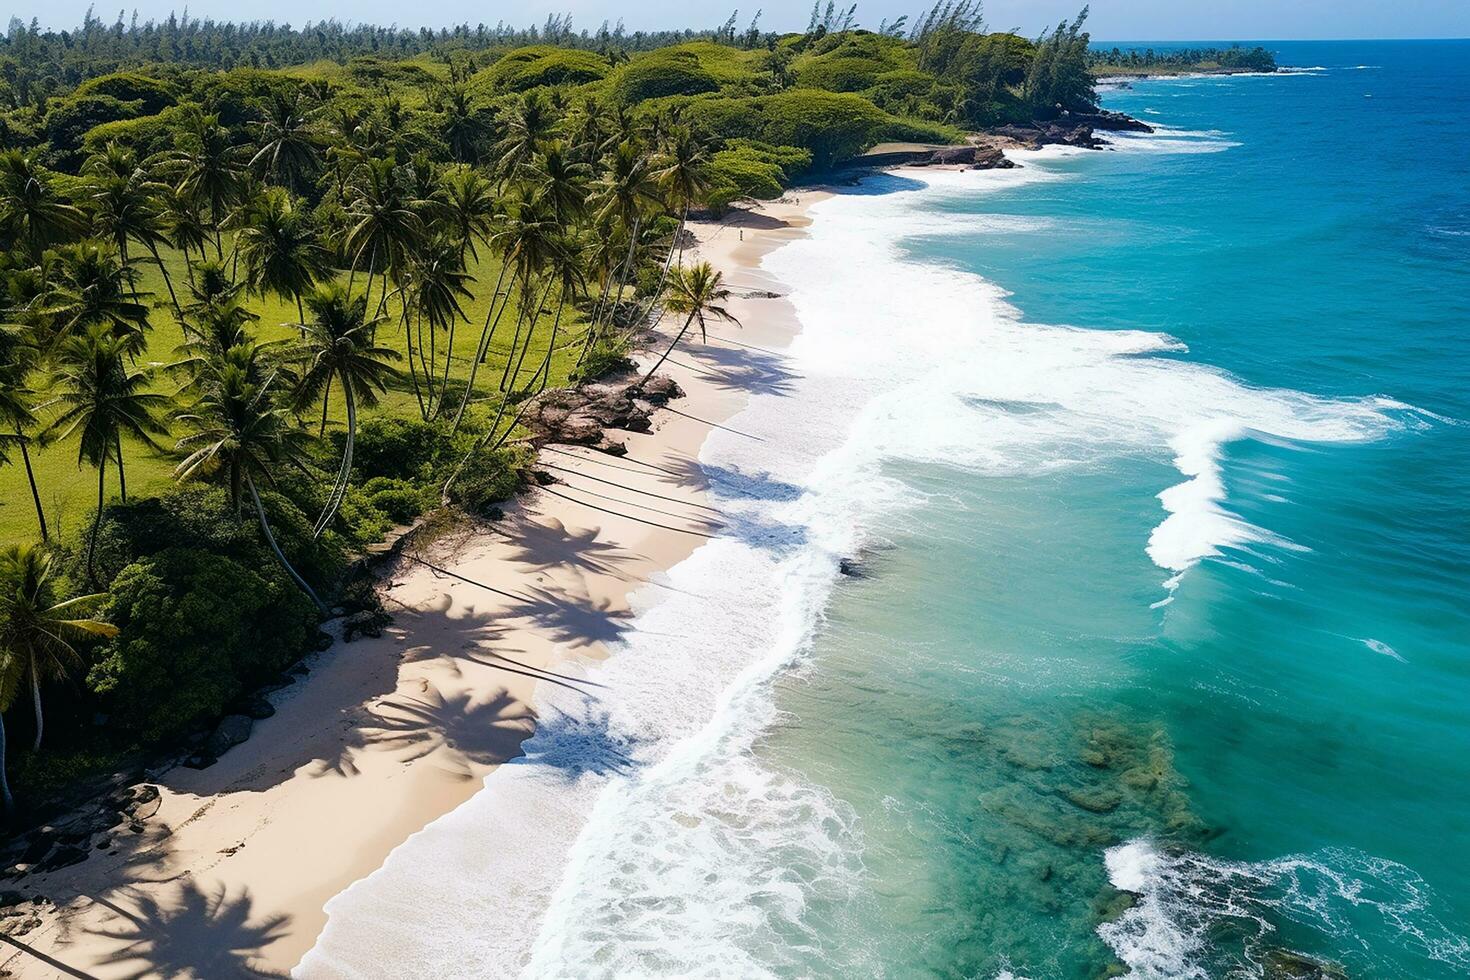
[0, 193, 822, 979]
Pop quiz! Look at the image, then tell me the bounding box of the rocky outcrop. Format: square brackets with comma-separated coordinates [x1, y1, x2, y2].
[203, 714, 253, 759]
[992, 110, 1154, 151]
[523, 375, 685, 449]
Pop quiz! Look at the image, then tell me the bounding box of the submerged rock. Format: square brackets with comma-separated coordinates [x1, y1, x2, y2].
[1264, 949, 1349, 979]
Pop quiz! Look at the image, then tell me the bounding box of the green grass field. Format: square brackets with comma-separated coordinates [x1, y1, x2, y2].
[0, 246, 592, 545]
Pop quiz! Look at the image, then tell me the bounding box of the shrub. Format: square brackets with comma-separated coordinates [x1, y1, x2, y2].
[363, 476, 431, 524]
[81, 105, 188, 159]
[477, 45, 609, 92]
[447, 446, 530, 513]
[72, 72, 177, 114]
[610, 51, 719, 104]
[349, 416, 444, 480]
[44, 94, 143, 164]
[704, 141, 811, 210]
[686, 91, 891, 170]
[88, 548, 317, 742]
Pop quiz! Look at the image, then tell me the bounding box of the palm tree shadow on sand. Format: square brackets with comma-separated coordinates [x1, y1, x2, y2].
[86, 881, 290, 978]
[515, 707, 644, 782]
[308, 684, 536, 781]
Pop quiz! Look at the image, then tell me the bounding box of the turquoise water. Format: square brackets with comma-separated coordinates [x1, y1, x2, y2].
[756, 41, 1470, 978]
[302, 42, 1470, 979]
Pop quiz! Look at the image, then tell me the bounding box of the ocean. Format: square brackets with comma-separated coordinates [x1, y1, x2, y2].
[301, 41, 1470, 979]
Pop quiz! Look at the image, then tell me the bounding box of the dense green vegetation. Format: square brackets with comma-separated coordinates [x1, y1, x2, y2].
[0, 4, 1098, 818]
[1089, 44, 1278, 76]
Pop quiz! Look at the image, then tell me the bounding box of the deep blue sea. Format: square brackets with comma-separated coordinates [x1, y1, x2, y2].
[302, 41, 1470, 979]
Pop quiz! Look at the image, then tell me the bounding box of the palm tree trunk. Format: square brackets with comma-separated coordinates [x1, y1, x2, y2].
[507, 276, 556, 394]
[498, 277, 537, 391]
[313, 381, 356, 538]
[29, 669, 42, 752]
[16, 428, 47, 541]
[146, 241, 181, 319]
[319, 374, 332, 437]
[490, 293, 564, 453]
[0, 712, 13, 814]
[399, 300, 427, 419]
[450, 262, 512, 436]
[115, 435, 127, 503]
[577, 259, 617, 369]
[639, 310, 698, 389]
[434, 311, 458, 420]
[87, 455, 106, 586]
[248, 473, 325, 612]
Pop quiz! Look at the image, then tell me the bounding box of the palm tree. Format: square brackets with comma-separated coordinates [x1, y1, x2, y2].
[0, 648, 18, 812]
[251, 93, 320, 193]
[43, 327, 171, 582]
[0, 326, 48, 540]
[174, 340, 325, 610]
[592, 141, 662, 335]
[176, 259, 260, 357]
[528, 141, 590, 226]
[405, 236, 474, 418]
[432, 165, 498, 263]
[39, 243, 155, 354]
[650, 126, 710, 298]
[160, 187, 211, 282]
[84, 149, 182, 316]
[0, 544, 117, 755]
[432, 83, 488, 164]
[0, 150, 86, 264]
[342, 157, 425, 315]
[236, 188, 332, 323]
[292, 285, 399, 537]
[638, 261, 740, 387]
[155, 111, 248, 255]
[491, 91, 556, 183]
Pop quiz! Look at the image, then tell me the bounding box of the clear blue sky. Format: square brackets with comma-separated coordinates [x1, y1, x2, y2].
[8, 0, 1469, 39]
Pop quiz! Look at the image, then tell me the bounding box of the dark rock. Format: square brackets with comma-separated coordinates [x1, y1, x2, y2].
[343, 608, 392, 642]
[37, 844, 88, 873]
[559, 412, 604, 445]
[532, 470, 558, 487]
[595, 437, 628, 457]
[19, 837, 52, 866]
[1264, 949, 1348, 979]
[838, 557, 866, 578]
[0, 890, 26, 909]
[970, 146, 1017, 170]
[4, 915, 42, 937]
[1063, 108, 1153, 133]
[94, 836, 112, 850]
[203, 714, 254, 758]
[312, 629, 335, 651]
[633, 375, 684, 405]
[182, 754, 216, 770]
[931, 144, 978, 165]
[239, 696, 276, 720]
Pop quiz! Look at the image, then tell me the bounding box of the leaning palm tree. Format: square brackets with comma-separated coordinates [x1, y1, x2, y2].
[160, 187, 211, 282]
[491, 90, 556, 183]
[174, 341, 325, 610]
[292, 286, 399, 537]
[43, 327, 171, 581]
[405, 236, 474, 418]
[638, 261, 740, 387]
[0, 325, 48, 540]
[591, 141, 663, 336]
[236, 188, 332, 323]
[649, 126, 710, 302]
[0, 544, 117, 754]
[432, 165, 498, 264]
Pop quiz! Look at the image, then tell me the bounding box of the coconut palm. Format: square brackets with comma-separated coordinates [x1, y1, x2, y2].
[39, 243, 155, 354]
[236, 188, 332, 323]
[405, 236, 475, 417]
[528, 141, 590, 226]
[0, 544, 117, 754]
[173, 340, 325, 610]
[0, 649, 17, 812]
[342, 157, 426, 314]
[432, 165, 498, 263]
[251, 93, 320, 193]
[0, 326, 47, 540]
[0, 150, 86, 263]
[650, 126, 710, 291]
[159, 187, 211, 283]
[291, 285, 399, 536]
[491, 91, 556, 183]
[155, 111, 248, 254]
[638, 261, 740, 387]
[84, 148, 181, 316]
[43, 327, 171, 581]
[592, 141, 662, 334]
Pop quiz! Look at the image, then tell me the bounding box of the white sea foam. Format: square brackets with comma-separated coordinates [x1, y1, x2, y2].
[298, 156, 1413, 978]
[1362, 637, 1406, 662]
[1100, 839, 1470, 978]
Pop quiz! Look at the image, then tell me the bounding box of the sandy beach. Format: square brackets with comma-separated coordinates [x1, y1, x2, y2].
[0, 193, 822, 979]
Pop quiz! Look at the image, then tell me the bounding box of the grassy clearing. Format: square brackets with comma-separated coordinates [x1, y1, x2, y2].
[0, 246, 591, 545]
